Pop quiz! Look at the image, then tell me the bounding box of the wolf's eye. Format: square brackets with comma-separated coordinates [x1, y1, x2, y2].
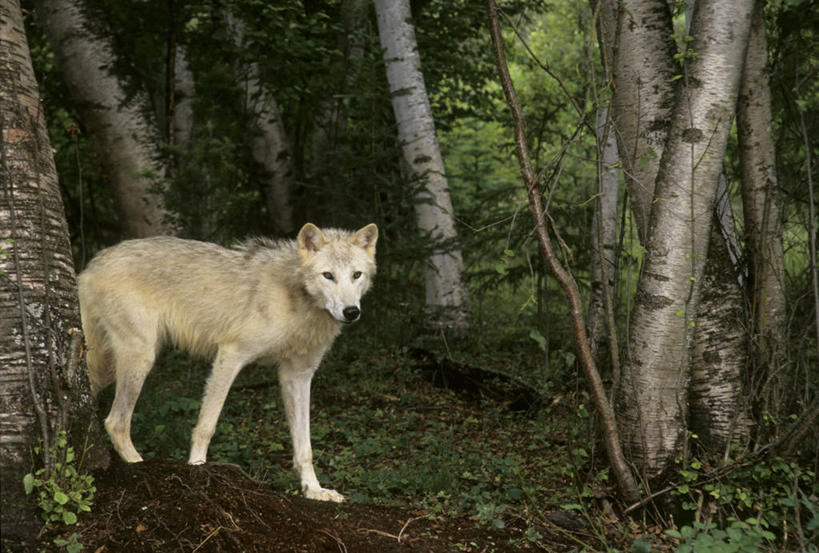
[322, 272, 335, 281]
[352, 271, 362, 280]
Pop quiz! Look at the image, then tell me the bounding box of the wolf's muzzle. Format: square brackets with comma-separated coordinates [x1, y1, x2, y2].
[342, 306, 360, 323]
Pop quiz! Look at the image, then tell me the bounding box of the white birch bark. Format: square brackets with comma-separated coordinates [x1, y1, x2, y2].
[606, 0, 678, 241]
[375, 0, 470, 331]
[684, 0, 752, 456]
[617, 0, 755, 476]
[1, 1, 109, 542]
[690, 219, 750, 455]
[737, 3, 787, 377]
[225, 13, 295, 235]
[35, 0, 174, 238]
[588, 107, 620, 369]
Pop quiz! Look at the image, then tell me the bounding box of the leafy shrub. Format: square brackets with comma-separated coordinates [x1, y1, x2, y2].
[666, 519, 775, 553]
[671, 454, 817, 551]
[23, 431, 95, 527]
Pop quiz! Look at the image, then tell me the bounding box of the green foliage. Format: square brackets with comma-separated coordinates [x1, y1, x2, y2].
[52, 533, 84, 553]
[670, 454, 818, 551]
[666, 519, 774, 553]
[23, 432, 95, 530]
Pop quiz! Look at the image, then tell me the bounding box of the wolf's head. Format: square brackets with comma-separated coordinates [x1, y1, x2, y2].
[297, 223, 378, 324]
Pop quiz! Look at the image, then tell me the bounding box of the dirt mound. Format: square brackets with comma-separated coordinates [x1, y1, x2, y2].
[35, 459, 547, 552]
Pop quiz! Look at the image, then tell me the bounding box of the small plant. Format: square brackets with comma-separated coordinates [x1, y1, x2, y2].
[475, 500, 507, 529]
[23, 431, 95, 527]
[53, 532, 84, 553]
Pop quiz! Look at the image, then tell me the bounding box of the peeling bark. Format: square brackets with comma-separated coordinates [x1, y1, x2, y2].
[1, 1, 109, 544]
[375, 0, 471, 332]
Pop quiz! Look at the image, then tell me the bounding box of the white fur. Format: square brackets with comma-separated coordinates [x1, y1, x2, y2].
[79, 223, 378, 502]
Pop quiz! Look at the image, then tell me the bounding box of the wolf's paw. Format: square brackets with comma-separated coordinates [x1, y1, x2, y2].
[304, 487, 345, 503]
[112, 444, 143, 463]
[188, 458, 206, 466]
[120, 452, 143, 463]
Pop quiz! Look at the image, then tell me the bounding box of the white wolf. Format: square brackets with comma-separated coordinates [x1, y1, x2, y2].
[78, 223, 378, 502]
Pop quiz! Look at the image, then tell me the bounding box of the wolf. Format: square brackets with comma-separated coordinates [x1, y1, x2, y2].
[78, 223, 378, 502]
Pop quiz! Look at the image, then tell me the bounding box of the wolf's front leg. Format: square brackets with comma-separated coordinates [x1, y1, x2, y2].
[279, 360, 343, 502]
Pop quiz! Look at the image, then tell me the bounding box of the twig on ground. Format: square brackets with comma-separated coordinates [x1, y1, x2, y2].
[319, 529, 348, 553]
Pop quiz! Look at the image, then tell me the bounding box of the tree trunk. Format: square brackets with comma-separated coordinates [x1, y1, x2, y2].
[172, 45, 195, 153]
[689, 223, 751, 455]
[225, 13, 295, 235]
[35, 0, 175, 238]
[737, 2, 787, 401]
[1, 1, 109, 545]
[617, 0, 755, 479]
[588, 107, 620, 376]
[605, 0, 678, 241]
[375, 0, 471, 332]
[685, 1, 752, 457]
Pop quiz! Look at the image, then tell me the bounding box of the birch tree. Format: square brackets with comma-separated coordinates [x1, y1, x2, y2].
[615, 0, 755, 476]
[35, 0, 175, 238]
[587, 107, 620, 373]
[604, 0, 677, 240]
[737, 3, 787, 394]
[171, 46, 195, 153]
[1, 0, 109, 543]
[375, 0, 471, 332]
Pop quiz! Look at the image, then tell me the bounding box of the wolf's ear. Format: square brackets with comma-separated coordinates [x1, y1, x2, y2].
[351, 223, 378, 259]
[297, 223, 328, 258]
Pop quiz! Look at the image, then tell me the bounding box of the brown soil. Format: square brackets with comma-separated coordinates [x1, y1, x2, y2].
[33, 458, 577, 552]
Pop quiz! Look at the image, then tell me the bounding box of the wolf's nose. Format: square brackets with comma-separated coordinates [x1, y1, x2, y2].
[343, 306, 360, 322]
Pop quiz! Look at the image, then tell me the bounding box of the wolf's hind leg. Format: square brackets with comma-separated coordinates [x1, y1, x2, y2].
[106, 347, 154, 463]
[279, 358, 344, 503]
[189, 346, 247, 465]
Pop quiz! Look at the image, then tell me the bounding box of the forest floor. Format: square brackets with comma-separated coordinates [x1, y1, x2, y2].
[37, 458, 588, 552]
[31, 341, 676, 552]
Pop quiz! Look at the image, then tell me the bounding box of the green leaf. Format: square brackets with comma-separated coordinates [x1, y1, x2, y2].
[560, 503, 583, 511]
[54, 491, 69, 505]
[529, 329, 547, 351]
[23, 473, 34, 495]
[63, 510, 78, 525]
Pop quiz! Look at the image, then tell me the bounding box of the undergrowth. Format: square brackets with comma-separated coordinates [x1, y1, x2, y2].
[97, 333, 818, 552]
[24, 430, 95, 553]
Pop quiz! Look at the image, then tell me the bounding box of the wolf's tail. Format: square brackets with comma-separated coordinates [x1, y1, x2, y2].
[78, 275, 115, 397]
